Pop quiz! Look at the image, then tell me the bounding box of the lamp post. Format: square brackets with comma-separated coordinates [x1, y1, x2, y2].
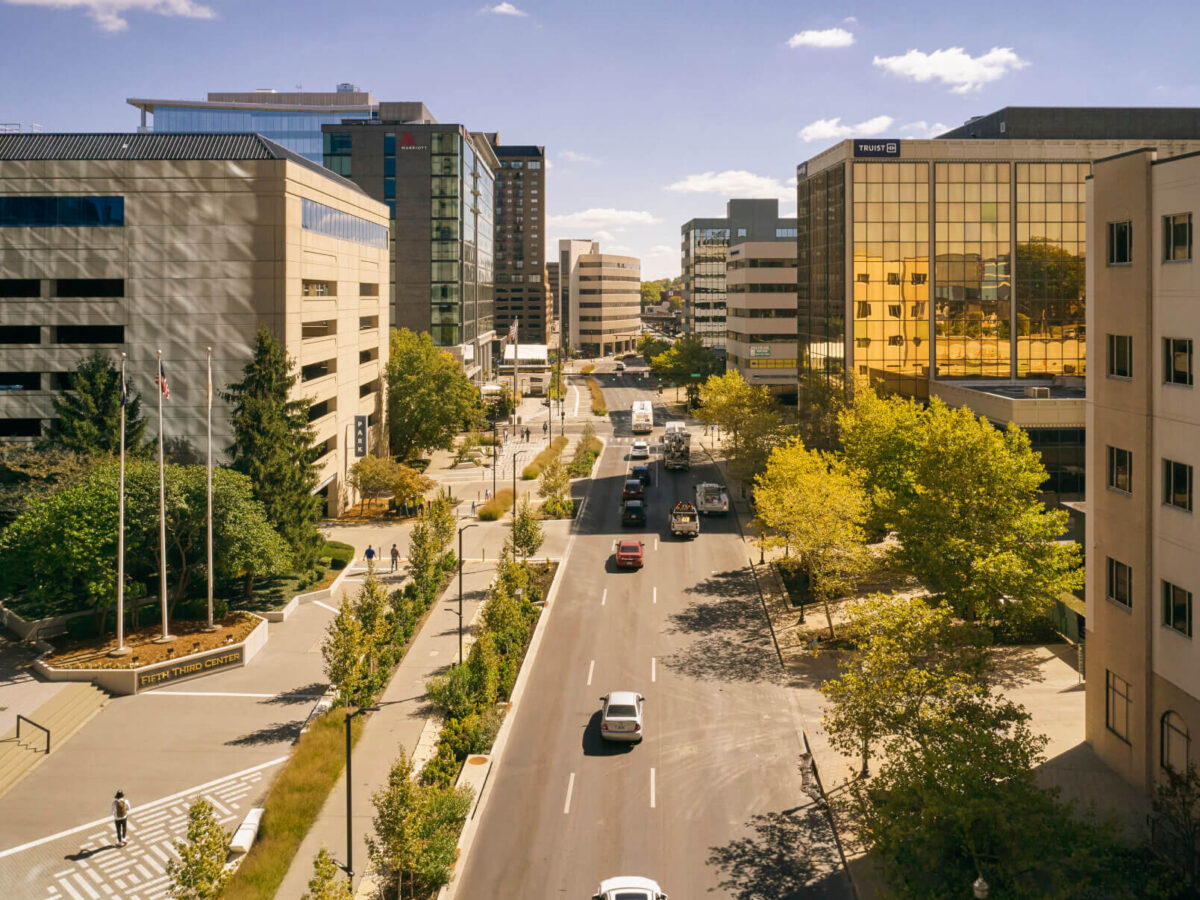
[343, 702, 377, 879]
[458, 522, 479, 664]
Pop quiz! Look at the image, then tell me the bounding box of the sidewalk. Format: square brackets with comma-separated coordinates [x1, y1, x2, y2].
[274, 559, 499, 898]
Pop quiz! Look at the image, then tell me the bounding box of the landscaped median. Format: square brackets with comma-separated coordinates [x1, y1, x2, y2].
[568, 421, 603, 478]
[585, 377, 607, 416]
[522, 435, 569, 479]
[477, 488, 515, 521]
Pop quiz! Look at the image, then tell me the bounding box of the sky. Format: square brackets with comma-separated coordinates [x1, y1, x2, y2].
[2, 0, 1200, 278]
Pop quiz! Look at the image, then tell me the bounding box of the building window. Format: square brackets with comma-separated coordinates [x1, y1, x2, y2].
[1164, 458, 1193, 511]
[1108, 221, 1133, 265]
[1107, 334, 1133, 378]
[54, 278, 123, 298]
[775, 227, 797, 238]
[1164, 338, 1193, 386]
[302, 280, 336, 297]
[301, 199, 387, 249]
[0, 196, 124, 227]
[1107, 445, 1132, 493]
[1162, 711, 1190, 772]
[0, 326, 40, 344]
[1164, 213, 1192, 261]
[0, 418, 42, 437]
[911, 272, 927, 285]
[1163, 581, 1193, 636]
[1106, 671, 1132, 743]
[384, 133, 395, 155]
[53, 325, 124, 344]
[1107, 557, 1132, 608]
[0, 279, 39, 298]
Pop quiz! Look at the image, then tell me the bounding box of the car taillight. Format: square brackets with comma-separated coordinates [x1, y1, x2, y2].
[602, 723, 608, 731]
[634, 723, 641, 731]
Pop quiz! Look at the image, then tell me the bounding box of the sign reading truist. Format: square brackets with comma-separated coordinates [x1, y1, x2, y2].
[137, 646, 245, 692]
[751, 346, 772, 358]
[853, 139, 901, 158]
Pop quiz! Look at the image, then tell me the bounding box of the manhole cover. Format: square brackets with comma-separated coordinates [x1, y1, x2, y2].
[467, 756, 488, 765]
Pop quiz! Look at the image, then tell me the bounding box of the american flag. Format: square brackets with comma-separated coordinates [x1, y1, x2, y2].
[508, 320, 519, 343]
[157, 359, 170, 400]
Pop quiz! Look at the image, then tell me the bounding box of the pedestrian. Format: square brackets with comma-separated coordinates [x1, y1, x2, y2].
[364, 544, 376, 563]
[112, 790, 131, 846]
[390, 543, 399, 572]
[542, 422, 548, 437]
[471, 500, 477, 515]
[503, 427, 509, 443]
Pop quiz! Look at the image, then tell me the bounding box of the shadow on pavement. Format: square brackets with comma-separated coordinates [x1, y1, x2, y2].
[706, 806, 849, 899]
[580, 710, 637, 756]
[987, 644, 1054, 690]
[662, 586, 794, 686]
[262, 681, 328, 705]
[225, 720, 303, 746]
[65, 844, 119, 861]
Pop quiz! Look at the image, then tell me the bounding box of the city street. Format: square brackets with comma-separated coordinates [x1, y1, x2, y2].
[451, 366, 851, 898]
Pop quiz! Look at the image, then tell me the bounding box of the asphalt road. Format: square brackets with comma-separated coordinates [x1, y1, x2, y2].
[453, 366, 851, 899]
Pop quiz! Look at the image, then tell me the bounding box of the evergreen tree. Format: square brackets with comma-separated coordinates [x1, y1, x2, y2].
[46, 351, 147, 456]
[166, 798, 229, 900]
[223, 326, 323, 568]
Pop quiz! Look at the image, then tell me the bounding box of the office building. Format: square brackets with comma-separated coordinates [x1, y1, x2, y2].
[797, 113, 1200, 496]
[559, 240, 640, 357]
[323, 113, 497, 379]
[0, 132, 390, 514]
[681, 199, 797, 353]
[725, 241, 798, 395]
[126, 84, 402, 163]
[1085, 147, 1200, 795]
[546, 261, 561, 318]
[485, 135, 550, 344]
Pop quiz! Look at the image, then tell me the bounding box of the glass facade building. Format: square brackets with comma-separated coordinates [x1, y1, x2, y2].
[149, 107, 374, 163]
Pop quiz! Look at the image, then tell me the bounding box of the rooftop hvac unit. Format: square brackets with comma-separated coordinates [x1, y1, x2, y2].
[1025, 386, 1051, 399]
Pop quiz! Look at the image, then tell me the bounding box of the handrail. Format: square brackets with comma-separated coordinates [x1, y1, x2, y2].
[16, 714, 49, 754]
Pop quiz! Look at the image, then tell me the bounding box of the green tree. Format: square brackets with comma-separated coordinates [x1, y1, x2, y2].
[405, 517, 441, 605]
[1152, 761, 1200, 893]
[537, 457, 572, 517]
[0, 445, 95, 528]
[349, 455, 397, 513]
[45, 351, 148, 457]
[426, 496, 456, 558]
[224, 326, 323, 568]
[820, 593, 992, 774]
[649, 335, 721, 406]
[322, 595, 370, 707]
[166, 798, 229, 900]
[301, 847, 352, 900]
[387, 329, 482, 461]
[753, 441, 868, 638]
[839, 386, 925, 538]
[636, 334, 670, 361]
[796, 370, 849, 453]
[697, 370, 785, 483]
[508, 496, 544, 559]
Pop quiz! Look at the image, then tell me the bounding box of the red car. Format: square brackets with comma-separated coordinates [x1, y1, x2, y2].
[615, 539, 644, 569]
[622, 479, 645, 501]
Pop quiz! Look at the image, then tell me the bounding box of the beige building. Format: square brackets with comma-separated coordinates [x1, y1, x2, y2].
[725, 241, 798, 393]
[0, 133, 390, 514]
[1085, 146, 1200, 795]
[559, 239, 641, 357]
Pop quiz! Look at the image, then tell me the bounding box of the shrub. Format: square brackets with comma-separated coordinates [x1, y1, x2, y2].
[585, 378, 607, 416]
[477, 488, 515, 521]
[420, 740, 462, 789]
[176, 596, 231, 621]
[324, 541, 354, 571]
[540, 495, 575, 519]
[580, 363, 595, 374]
[522, 435, 569, 479]
[567, 426, 603, 478]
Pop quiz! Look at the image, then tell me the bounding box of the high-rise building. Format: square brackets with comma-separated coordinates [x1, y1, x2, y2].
[725, 241, 798, 395]
[796, 112, 1200, 496]
[126, 84, 395, 163]
[1085, 147, 1200, 795]
[546, 261, 561, 318]
[0, 132, 390, 514]
[559, 240, 641, 357]
[322, 114, 497, 379]
[681, 199, 797, 354]
[484, 135, 550, 344]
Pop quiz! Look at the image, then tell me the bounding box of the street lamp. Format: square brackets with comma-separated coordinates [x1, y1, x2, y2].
[343, 702, 378, 879]
[458, 522, 479, 664]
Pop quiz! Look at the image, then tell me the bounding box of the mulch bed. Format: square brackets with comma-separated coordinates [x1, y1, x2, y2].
[43, 612, 260, 670]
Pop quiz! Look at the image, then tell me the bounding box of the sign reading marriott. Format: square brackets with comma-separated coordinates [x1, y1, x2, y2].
[853, 139, 901, 158]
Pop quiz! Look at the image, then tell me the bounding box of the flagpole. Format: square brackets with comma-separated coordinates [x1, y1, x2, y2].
[110, 353, 131, 657]
[154, 349, 173, 644]
[204, 346, 217, 632]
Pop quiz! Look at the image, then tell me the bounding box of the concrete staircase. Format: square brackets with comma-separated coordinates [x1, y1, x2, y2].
[0, 683, 109, 798]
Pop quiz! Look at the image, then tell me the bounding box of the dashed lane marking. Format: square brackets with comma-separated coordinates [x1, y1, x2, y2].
[563, 773, 575, 815]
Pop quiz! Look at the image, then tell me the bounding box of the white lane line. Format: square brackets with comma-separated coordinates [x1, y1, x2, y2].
[571, 384, 581, 417]
[652, 586, 657, 605]
[650, 767, 656, 808]
[654, 537, 659, 551]
[144, 691, 323, 699]
[0, 756, 287, 860]
[601, 588, 607, 606]
[651, 657, 656, 682]
[563, 772, 576, 814]
[314, 600, 339, 613]
[587, 659, 595, 686]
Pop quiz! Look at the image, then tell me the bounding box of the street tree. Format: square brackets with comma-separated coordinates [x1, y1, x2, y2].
[349, 456, 397, 514]
[635, 334, 670, 362]
[166, 798, 230, 900]
[819, 593, 992, 774]
[426, 496, 456, 559]
[697, 370, 785, 483]
[648, 335, 720, 406]
[45, 351, 148, 457]
[223, 326, 323, 568]
[754, 441, 869, 638]
[387, 329, 482, 460]
[405, 517, 441, 605]
[1152, 762, 1200, 893]
[322, 594, 370, 707]
[537, 456, 572, 517]
[509, 496, 544, 559]
[795, 370, 849, 453]
[301, 848, 352, 900]
[838, 385, 925, 537]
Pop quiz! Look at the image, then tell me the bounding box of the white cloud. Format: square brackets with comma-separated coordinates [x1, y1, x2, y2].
[665, 169, 794, 202]
[787, 27, 854, 49]
[3, 0, 214, 31]
[843, 16, 857, 24]
[560, 150, 599, 164]
[900, 120, 951, 139]
[547, 208, 661, 229]
[798, 114, 894, 143]
[873, 46, 1029, 94]
[481, 1, 527, 15]
[646, 245, 675, 257]
[594, 230, 617, 243]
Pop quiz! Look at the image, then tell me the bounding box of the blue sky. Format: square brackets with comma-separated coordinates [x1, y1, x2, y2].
[2, 0, 1199, 278]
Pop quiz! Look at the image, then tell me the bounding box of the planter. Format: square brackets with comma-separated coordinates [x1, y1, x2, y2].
[263, 556, 358, 622]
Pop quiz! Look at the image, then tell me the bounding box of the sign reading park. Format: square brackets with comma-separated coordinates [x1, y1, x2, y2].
[137, 646, 245, 692]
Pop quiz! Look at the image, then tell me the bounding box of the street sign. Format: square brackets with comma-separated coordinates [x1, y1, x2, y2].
[354, 415, 368, 458]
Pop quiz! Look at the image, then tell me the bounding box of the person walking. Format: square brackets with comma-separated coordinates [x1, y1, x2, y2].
[471, 499, 477, 515]
[390, 543, 400, 572]
[112, 791, 131, 846]
[542, 421, 548, 438]
[364, 545, 376, 564]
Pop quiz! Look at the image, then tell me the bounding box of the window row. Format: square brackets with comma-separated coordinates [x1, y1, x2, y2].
[1106, 445, 1194, 511]
[1107, 214, 1193, 265]
[0, 278, 124, 298]
[0, 196, 124, 228]
[1106, 557, 1193, 637]
[1106, 334, 1194, 384]
[301, 199, 387, 250]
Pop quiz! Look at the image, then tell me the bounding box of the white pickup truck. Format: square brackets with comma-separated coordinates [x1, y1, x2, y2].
[695, 482, 729, 515]
[592, 876, 668, 900]
[669, 501, 699, 538]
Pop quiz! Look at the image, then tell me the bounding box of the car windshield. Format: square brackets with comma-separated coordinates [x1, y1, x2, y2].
[606, 704, 638, 718]
[614, 894, 651, 900]
[625, 481, 640, 489]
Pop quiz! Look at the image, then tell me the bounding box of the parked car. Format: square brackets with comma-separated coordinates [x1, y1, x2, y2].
[615, 361, 626, 372]
[615, 539, 644, 568]
[622, 478, 645, 501]
[592, 877, 668, 900]
[599, 690, 644, 742]
[631, 463, 652, 486]
[621, 499, 647, 526]
[630, 440, 650, 459]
